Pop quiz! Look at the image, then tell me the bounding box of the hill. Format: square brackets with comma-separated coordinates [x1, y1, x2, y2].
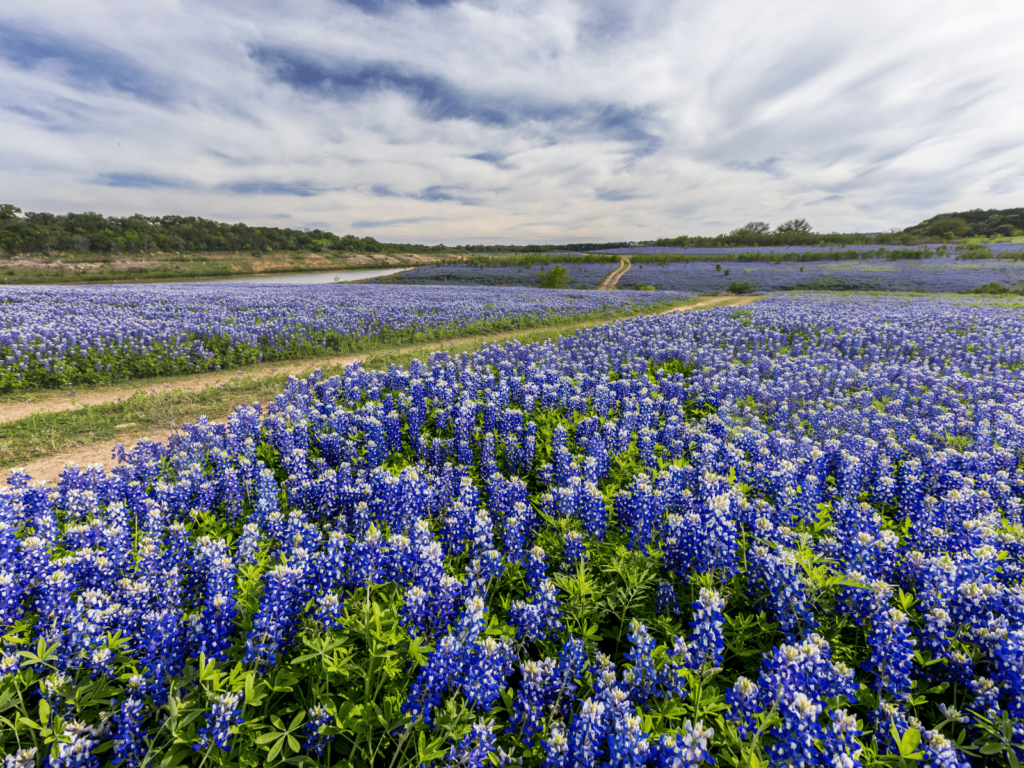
[0, 205, 625, 256]
[903, 207, 1024, 238]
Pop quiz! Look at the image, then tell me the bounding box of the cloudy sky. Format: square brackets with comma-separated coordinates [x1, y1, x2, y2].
[2, 0, 1023, 244]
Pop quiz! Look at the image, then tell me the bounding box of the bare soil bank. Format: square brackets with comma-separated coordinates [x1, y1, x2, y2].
[0, 250, 461, 284]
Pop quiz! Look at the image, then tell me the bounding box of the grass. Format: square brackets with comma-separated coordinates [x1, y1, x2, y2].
[2, 296, 716, 465]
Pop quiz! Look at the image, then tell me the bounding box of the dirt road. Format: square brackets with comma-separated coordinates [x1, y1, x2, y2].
[597, 259, 631, 290]
[7, 295, 762, 483]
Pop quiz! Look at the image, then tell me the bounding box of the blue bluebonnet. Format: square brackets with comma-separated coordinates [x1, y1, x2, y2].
[650, 720, 714, 768]
[243, 563, 306, 668]
[194, 691, 245, 753]
[863, 607, 916, 702]
[655, 581, 679, 615]
[684, 588, 726, 672]
[434, 720, 497, 768]
[511, 657, 557, 746]
[111, 675, 148, 768]
[301, 704, 335, 758]
[562, 531, 587, 571]
[46, 720, 102, 768]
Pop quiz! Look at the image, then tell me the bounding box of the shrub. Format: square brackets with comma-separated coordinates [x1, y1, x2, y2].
[727, 280, 755, 294]
[538, 265, 570, 289]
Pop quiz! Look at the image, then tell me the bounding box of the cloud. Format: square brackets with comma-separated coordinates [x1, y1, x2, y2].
[0, 0, 1022, 242]
[95, 173, 190, 189]
[221, 181, 322, 197]
[352, 216, 429, 228]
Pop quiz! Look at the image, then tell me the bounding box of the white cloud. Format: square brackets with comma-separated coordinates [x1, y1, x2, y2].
[1, 0, 1022, 243]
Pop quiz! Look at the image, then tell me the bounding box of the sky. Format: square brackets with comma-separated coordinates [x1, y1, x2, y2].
[2, 0, 1023, 245]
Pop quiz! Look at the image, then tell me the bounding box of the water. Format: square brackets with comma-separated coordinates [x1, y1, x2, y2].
[196, 268, 410, 285]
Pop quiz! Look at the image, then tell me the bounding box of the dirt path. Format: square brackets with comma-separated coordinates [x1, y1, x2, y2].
[0, 307, 643, 425]
[659, 295, 760, 313]
[13, 429, 177, 485]
[0, 356, 368, 425]
[597, 259, 631, 290]
[7, 295, 763, 484]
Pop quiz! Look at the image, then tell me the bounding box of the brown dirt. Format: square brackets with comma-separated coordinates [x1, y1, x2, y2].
[0, 355, 366, 425]
[11, 429, 176, 485]
[4, 296, 762, 484]
[659, 295, 760, 313]
[597, 259, 631, 290]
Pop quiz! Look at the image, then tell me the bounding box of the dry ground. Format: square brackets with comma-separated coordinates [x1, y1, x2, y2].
[6, 295, 760, 483]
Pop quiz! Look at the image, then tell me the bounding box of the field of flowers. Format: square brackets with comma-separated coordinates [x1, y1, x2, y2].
[620, 256, 1024, 294]
[0, 284, 682, 391]
[1, 294, 1021, 767]
[368, 263, 618, 289]
[598, 243, 1024, 257]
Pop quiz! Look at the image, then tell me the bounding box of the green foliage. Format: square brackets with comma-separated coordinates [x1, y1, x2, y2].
[774, 218, 812, 234]
[538, 265, 571, 289]
[923, 217, 970, 238]
[727, 281, 756, 295]
[905, 207, 1024, 238]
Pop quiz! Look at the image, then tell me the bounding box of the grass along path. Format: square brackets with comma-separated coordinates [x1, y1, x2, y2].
[3, 295, 759, 482]
[0, 297, 683, 425]
[597, 258, 631, 290]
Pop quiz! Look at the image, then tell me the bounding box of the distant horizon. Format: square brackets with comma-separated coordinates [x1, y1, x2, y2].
[0, 202, 986, 248]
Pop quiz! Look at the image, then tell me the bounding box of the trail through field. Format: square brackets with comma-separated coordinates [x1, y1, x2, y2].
[2, 296, 760, 483]
[13, 429, 177, 485]
[597, 258, 631, 290]
[0, 303, 659, 425]
[659, 295, 760, 313]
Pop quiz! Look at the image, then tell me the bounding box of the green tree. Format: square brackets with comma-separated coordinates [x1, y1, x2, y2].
[0, 204, 21, 220]
[730, 221, 771, 235]
[775, 218, 812, 234]
[728, 280, 756, 294]
[538, 265, 570, 288]
[924, 217, 969, 237]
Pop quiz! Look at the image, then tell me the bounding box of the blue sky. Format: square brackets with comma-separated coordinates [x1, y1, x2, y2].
[1, 0, 1023, 244]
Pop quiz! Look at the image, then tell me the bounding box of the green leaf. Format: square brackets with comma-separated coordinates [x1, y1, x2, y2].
[980, 744, 1006, 755]
[256, 733, 282, 745]
[900, 727, 921, 756]
[38, 698, 50, 724]
[159, 745, 196, 768]
[267, 736, 285, 762]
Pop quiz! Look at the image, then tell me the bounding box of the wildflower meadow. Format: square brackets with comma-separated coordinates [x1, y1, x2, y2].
[1, 295, 1022, 767]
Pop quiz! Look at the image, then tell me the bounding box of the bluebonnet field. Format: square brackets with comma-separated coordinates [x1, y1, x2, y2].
[1, 294, 1022, 767]
[0, 284, 681, 391]
[597, 243, 1024, 257]
[620, 256, 1024, 294]
[368, 263, 617, 289]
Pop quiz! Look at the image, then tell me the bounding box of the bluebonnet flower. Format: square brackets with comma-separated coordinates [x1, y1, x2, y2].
[524, 546, 549, 589]
[651, 720, 714, 768]
[301, 704, 335, 758]
[542, 723, 569, 768]
[194, 691, 245, 753]
[463, 636, 516, 711]
[863, 607, 916, 702]
[509, 579, 563, 642]
[684, 588, 726, 672]
[655, 581, 679, 615]
[2, 748, 37, 768]
[434, 720, 497, 768]
[747, 543, 818, 638]
[562, 531, 587, 571]
[623, 620, 659, 707]
[47, 721, 103, 768]
[111, 675, 148, 768]
[511, 657, 557, 746]
[243, 564, 306, 668]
